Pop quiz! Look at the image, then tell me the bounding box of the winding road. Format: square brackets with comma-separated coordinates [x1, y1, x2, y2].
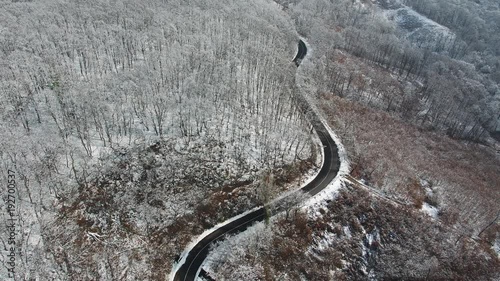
[172, 40, 340, 281]
[293, 40, 307, 66]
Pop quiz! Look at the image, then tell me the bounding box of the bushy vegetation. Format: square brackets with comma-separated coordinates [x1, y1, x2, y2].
[0, 0, 315, 279]
[281, 0, 500, 142]
[208, 187, 499, 280]
[1, 0, 498, 279]
[45, 140, 315, 280]
[206, 1, 499, 280]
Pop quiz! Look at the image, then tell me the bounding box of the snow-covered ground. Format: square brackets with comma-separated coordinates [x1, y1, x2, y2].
[302, 115, 349, 211]
[171, 115, 325, 280]
[493, 239, 500, 259]
[383, 6, 455, 49]
[198, 38, 351, 280]
[202, 220, 270, 280]
[296, 38, 351, 210]
[421, 202, 439, 219]
[0, 0, 315, 279]
[169, 204, 264, 281]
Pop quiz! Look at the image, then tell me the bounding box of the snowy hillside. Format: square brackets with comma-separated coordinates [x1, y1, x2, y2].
[384, 7, 456, 49]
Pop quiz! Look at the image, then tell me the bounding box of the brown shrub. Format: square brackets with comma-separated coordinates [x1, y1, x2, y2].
[320, 95, 500, 233]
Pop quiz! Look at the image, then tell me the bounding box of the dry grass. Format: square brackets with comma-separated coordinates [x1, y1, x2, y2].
[210, 186, 500, 280]
[45, 140, 316, 280]
[319, 94, 500, 235]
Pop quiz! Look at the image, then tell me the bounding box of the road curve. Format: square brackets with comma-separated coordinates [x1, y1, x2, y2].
[173, 40, 340, 281]
[293, 40, 307, 66]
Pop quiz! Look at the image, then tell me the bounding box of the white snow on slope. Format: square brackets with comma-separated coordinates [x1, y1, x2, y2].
[493, 239, 500, 259]
[174, 38, 350, 281]
[421, 202, 439, 219]
[302, 117, 349, 210]
[383, 6, 455, 49]
[201, 221, 269, 279]
[169, 104, 325, 280]
[296, 38, 350, 211]
[168, 204, 262, 281]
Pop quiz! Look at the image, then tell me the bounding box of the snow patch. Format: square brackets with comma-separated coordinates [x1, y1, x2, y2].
[383, 7, 455, 48]
[169, 127, 324, 280]
[292, 38, 350, 211]
[421, 202, 439, 219]
[169, 205, 262, 281]
[178, 38, 349, 280]
[343, 226, 352, 239]
[314, 230, 338, 252]
[301, 83, 350, 209]
[493, 239, 500, 259]
[201, 221, 269, 278]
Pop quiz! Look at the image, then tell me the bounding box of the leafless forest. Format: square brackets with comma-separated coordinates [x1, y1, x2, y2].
[1, 0, 499, 280]
[0, 0, 317, 279]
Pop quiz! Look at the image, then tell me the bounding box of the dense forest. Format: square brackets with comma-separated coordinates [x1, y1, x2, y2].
[278, 0, 500, 142]
[205, 0, 500, 280]
[0, 0, 317, 279]
[0, 0, 499, 280]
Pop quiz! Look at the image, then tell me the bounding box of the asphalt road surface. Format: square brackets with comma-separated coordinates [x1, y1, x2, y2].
[173, 40, 340, 281]
[293, 39, 307, 66]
